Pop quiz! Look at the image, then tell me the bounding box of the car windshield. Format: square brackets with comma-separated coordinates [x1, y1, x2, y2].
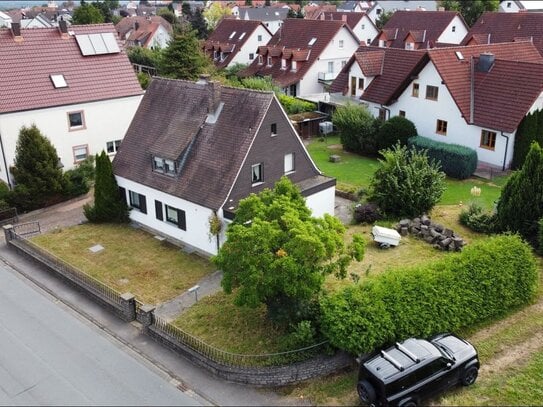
[435, 343, 455, 360]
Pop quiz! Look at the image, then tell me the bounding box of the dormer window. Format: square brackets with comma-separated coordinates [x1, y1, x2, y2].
[405, 42, 414, 50]
[220, 52, 226, 62]
[267, 56, 272, 66]
[213, 50, 219, 60]
[153, 157, 176, 176]
[258, 55, 263, 64]
[291, 60, 297, 72]
[281, 58, 287, 70]
[229, 31, 236, 39]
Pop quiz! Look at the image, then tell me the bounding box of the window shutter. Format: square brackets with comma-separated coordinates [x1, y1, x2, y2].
[178, 209, 186, 231]
[155, 200, 163, 221]
[118, 187, 127, 205]
[140, 194, 147, 214]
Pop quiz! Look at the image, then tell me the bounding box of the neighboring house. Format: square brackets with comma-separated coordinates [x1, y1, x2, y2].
[238, 6, 288, 34]
[115, 16, 173, 49]
[240, 19, 360, 97]
[0, 11, 12, 28]
[499, 0, 543, 12]
[337, 1, 372, 13]
[113, 77, 336, 256]
[303, 4, 337, 20]
[203, 18, 272, 69]
[0, 22, 143, 188]
[331, 41, 543, 169]
[20, 14, 55, 28]
[377, 0, 437, 13]
[462, 12, 543, 56]
[371, 10, 468, 49]
[308, 11, 379, 45]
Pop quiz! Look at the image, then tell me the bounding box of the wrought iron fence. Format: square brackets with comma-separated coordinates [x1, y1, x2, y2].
[153, 315, 330, 368]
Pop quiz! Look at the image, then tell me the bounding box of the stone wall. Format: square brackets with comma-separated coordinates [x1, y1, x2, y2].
[395, 215, 465, 251]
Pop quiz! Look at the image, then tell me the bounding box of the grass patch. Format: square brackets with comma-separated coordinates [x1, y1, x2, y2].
[307, 137, 507, 210]
[173, 291, 286, 354]
[31, 224, 214, 304]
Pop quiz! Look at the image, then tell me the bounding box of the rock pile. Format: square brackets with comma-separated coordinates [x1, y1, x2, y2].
[395, 215, 465, 251]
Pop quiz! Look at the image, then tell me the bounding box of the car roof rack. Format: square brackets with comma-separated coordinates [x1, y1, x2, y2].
[396, 342, 420, 363]
[381, 350, 404, 371]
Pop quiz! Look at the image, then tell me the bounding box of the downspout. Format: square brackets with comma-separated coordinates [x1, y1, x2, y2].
[469, 56, 474, 124]
[501, 131, 509, 171]
[0, 130, 12, 189]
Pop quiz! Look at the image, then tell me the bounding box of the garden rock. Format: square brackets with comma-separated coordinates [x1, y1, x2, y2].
[395, 215, 465, 251]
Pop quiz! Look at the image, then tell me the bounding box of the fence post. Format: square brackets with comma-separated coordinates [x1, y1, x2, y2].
[3, 224, 14, 242]
[139, 305, 155, 331]
[120, 292, 136, 321]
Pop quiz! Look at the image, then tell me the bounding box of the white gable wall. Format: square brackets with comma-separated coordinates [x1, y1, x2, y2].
[0, 95, 142, 186]
[437, 15, 468, 44]
[356, 15, 379, 45]
[229, 25, 272, 67]
[365, 61, 519, 168]
[305, 185, 336, 218]
[116, 176, 222, 256]
[299, 26, 360, 96]
[148, 25, 171, 49]
[346, 62, 375, 98]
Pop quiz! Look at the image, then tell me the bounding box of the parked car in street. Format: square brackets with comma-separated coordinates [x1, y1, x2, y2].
[357, 333, 479, 406]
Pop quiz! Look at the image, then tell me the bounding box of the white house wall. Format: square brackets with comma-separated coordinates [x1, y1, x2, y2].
[356, 15, 379, 45]
[305, 185, 336, 218]
[115, 176, 222, 256]
[368, 61, 517, 168]
[346, 62, 374, 98]
[0, 95, 142, 186]
[229, 25, 272, 67]
[148, 25, 171, 49]
[299, 27, 359, 96]
[437, 16, 468, 44]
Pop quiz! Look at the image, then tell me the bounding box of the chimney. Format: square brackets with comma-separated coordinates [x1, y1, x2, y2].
[342, 14, 347, 22]
[11, 22, 22, 41]
[207, 80, 222, 116]
[477, 52, 495, 72]
[320, 12, 325, 20]
[58, 19, 69, 38]
[134, 21, 140, 31]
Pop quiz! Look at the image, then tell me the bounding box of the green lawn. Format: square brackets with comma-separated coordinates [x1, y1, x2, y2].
[307, 136, 507, 210]
[31, 224, 214, 304]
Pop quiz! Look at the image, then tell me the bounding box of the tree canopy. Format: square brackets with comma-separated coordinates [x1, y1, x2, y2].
[439, 0, 499, 26]
[202, 2, 232, 30]
[213, 177, 364, 325]
[72, 1, 104, 24]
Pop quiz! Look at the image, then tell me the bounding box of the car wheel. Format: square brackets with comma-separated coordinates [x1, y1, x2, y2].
[461, 366, 479, 386]
[357, 380, 376, 405]
[402, 401, 417, 407]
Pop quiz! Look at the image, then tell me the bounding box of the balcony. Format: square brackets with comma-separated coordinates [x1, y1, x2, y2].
[318, 71, 337, 82]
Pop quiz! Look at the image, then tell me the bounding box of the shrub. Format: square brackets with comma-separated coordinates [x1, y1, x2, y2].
[276, 94, 316, 114]
[332, 103, 378, 154]
[459, 202, 496, 233]
[408, 136, 477, 180]
[278, 320, 318, 352]
[353, 202, 382, 224]
[512, 109, 543, 169]
[538, 218, 543, 255]
[376, 116, 417, 151]
[136, 72, 151, 90]
[320, 234, 539, 355]
[369, 144, 445, 218]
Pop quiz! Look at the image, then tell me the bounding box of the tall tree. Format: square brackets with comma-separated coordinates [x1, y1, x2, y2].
[10, 125, 64, 211]
[160, 25, 209, 80]
[202, 2, 232, 30]
[84, 151, 129, 223]
[439, 0, 499, 27]
[376, 10, 393, 29]
[72, 0, 104, 24]
[190, 8, 208, 39]
[496, 142, 543, 248]
[214, 177, 364, 325]
[158, 8, 177, 25]
[90, 0, 119, 23]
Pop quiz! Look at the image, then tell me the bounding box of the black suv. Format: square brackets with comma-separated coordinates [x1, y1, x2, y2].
[357, 333, 479, 406]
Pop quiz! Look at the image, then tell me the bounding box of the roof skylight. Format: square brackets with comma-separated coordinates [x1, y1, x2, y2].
[229, 31, 237, 39]
[455, 51, 464, 60]
[50, 74, 67, 88]
[239, 32, 246, 40]
[308, 37, 317, 46]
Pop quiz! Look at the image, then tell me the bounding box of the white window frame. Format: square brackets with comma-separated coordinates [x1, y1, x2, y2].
[72, 144, 88, 163]
[284, 153, 295, 174]
[106, 140, 121, 154]
[251, 163, 263, 185]
[67, 110, 85, 130]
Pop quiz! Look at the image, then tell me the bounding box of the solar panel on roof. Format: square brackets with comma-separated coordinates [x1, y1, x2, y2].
[75, 33, 120, 56]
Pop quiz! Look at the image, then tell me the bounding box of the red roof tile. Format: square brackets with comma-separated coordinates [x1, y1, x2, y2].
[428, 42, 543, 132]
[115, 16, 172, 41]
[307, 11, 367, 33]
[462, 12, 543, 56]
[240, 19, 356, 88]
[372, 10, 465, 48]
[0, 24, 143, 114]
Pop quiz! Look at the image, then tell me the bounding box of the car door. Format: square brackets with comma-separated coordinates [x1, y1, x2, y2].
[413, 359, 454, 400]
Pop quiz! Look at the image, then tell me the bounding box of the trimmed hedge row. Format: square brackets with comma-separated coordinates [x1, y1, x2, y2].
[408, 136, 477, 179]
[320, 234, 539, 355]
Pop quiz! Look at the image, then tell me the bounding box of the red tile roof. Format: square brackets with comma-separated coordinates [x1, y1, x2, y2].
[203, 19, 269, 69]
[240, 19, 356, 88]
[428, 42, 543, 132]
[303, 4, 337, 20]
[372, 10, 465, 48]
[0, 24, 142, 114]
[307, 11, 367, 33]
[330, 46, 427, 105]
[115, 15, 172, 43]
[462, 12, 543, 56]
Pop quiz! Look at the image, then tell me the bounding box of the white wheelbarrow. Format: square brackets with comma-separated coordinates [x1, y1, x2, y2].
[371, 225, 401, 249]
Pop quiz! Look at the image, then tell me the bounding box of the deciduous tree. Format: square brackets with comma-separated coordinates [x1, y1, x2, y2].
[202, 2, 231, 30]
[72, 0, 104, 24]
[439, 0, 499, 27]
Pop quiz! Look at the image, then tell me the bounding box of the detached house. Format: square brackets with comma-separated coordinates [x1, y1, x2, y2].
[371, 10, 468, 49]
[240, 19, 360, 97]
[115, 16, 172, 49]
[113, 77, 335, 256]
[307, 11, 379, 45]
[203, 19, 272, 69]
[238, 7, 289, 34]
[0, 22, 143, 188]
[462, 12, 543, 56]
[331, 42, 543, 169]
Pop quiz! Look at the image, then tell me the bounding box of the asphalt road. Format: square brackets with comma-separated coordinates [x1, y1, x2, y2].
[0, 262, 200, 406]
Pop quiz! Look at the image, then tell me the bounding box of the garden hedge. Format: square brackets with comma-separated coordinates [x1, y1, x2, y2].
[320, 234, 539, 355]
[408, 136, 477, 179]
